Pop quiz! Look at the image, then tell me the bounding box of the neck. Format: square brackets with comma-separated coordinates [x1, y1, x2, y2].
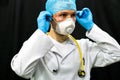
[47, 29, 68, 43]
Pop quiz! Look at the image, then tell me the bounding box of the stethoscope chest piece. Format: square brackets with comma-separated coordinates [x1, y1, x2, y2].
[78, 70, 86, 78]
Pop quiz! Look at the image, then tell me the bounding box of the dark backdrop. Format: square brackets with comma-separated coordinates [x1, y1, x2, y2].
[0, 0, 120, 80]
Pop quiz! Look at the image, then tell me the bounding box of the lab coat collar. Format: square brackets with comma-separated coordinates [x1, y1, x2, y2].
[50, 38, 76, 58]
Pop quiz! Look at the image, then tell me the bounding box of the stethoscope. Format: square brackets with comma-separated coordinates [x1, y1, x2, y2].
[45, 33, 86, 78]
[43, 51, 60, 73]
[68, 34, 85, 78]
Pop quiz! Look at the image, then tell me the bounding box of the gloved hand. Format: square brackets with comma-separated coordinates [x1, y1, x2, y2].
[37, 11, 52, 33]
[76, 8, 94, 31]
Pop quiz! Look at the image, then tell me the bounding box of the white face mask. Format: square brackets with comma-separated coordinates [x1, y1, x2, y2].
[54, 18, 75, 35]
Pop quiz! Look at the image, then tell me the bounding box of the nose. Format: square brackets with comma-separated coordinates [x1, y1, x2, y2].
[67, 15, 76, 22]
[67, 15, 72, 18]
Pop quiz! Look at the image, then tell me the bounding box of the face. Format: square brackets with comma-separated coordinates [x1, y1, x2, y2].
[52, 10, 76, 23]
[51, 10, 76, 31]
[49, 10, 76, 40]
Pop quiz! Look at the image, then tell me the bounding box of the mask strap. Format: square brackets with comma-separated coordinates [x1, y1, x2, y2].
[68, 34, 85, 77]
[52, 18, 57, 24]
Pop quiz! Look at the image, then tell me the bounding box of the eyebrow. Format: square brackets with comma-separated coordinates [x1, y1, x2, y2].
[60, 11, 76, 14]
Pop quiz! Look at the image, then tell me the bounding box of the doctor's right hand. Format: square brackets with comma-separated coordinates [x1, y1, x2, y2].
[37, 11, 52, 33]
[76, 8, 94, 31]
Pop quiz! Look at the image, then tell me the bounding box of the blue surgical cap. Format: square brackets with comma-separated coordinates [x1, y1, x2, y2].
[46, 0, 77, 14]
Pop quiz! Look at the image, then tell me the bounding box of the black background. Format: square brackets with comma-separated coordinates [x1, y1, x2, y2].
[0, 0, 120, 80]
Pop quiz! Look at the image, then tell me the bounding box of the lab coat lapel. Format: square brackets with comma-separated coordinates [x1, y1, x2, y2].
[62, 43, 76, 59]
[50, 39, 76, 59]
[50, 46, 63, 58]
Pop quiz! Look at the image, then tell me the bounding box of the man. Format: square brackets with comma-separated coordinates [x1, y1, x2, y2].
[11, 0, 120, 80]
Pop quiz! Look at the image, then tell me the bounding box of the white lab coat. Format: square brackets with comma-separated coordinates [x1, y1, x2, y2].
[11, 24, 120, 80]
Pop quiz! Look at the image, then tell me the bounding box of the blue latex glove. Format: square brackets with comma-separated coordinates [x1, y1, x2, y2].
[76, 8, 94, 31]
[37, 11, 52, 33]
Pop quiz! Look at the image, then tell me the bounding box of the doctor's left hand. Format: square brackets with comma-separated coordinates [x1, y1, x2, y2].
[37, 11, 52, 33]
[76, 8, 94, 31]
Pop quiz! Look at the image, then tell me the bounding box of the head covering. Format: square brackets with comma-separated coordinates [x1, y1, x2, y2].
[46, 0, 77, 14]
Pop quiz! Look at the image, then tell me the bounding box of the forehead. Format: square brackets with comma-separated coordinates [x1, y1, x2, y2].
[54, 10, 76, 15]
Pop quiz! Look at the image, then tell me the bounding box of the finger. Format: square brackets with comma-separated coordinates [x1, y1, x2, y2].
[44, 11, 52, 21]
[76, 11, 83, 18]
[82, 8, 92, 16]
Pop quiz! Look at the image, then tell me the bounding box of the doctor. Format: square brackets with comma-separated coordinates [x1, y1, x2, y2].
[11, 0, 120, 80]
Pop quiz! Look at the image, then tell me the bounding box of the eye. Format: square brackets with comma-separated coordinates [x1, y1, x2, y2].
[71, 13, 76, 17]
[59, 13, 67, 17]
